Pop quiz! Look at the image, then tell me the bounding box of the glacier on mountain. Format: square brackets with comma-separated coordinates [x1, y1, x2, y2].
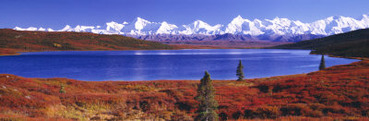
[13, 14, 369, 41]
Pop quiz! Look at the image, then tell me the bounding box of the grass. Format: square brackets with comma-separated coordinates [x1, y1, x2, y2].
[1, 60, 369, 120]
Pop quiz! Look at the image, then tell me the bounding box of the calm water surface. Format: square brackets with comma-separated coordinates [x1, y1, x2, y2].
[0, 49, 359, 81]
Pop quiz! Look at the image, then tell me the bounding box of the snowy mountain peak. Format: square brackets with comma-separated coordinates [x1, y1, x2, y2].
[60, 25, 73, 32]
[38, 27, 46, 31]
[106, 21, 125, 33]
[268, 17, 292, 25]
[135, 17, 150, 23]
[225, 15, 258, 35]
[325, 16, 339, 22]
[47, 28, 54, 32]
[361, 14, 369, 20]
[12, 13, 369, 41]
[14, 26, 38, 31]
[231, 15, 248, 24]
[193, 20, 209, 27]
[235, 15, 244, 20]
[361, 14, 369, 28]
[132, 17, 157, 31]
[156, 21, 178, 34]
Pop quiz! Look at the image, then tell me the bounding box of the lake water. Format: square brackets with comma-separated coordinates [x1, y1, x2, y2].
[0, 49, 359, 81]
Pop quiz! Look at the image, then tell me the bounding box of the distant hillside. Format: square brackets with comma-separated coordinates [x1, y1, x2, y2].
[0, 29, 173, 55]
[272, 29, 369, 58]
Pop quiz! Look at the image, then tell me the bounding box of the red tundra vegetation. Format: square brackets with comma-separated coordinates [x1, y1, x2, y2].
[0, 29, 172, 55]
[1, 59, 369, 120]
[0, 29, 287, 56]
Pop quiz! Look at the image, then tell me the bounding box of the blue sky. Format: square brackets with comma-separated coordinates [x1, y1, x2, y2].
[1, 0, 369, 29]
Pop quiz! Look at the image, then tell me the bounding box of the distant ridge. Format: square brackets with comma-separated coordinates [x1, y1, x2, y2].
[13, 13, 369, 42]
[272, 28, 369, 58]
[0, 29, 172, 55]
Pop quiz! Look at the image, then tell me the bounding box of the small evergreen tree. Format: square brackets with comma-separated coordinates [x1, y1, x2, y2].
[195, 71, 219, 121]
[59, 84, 66, 94]
[236, 60, 245, 81]
[319, 55, 326, 70]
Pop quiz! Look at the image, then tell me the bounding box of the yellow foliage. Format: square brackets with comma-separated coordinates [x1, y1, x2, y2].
[43, 103, 118, 120]
[53, 43, 62, 48]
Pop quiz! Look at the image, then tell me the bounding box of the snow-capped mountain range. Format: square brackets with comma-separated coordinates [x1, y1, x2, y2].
[14, 14, 369, 42]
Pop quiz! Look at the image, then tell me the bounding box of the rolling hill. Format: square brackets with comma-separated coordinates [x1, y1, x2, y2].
[0, 29, 173, 55]
[272, 29, 369, 58]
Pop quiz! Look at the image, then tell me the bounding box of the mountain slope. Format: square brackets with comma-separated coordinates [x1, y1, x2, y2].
[0, 29, 173, 55]
[272, 29, 369, 57]
[13, 14, 369, 42]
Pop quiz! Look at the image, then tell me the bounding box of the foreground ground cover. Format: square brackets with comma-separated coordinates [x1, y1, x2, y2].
[1, 59, 368, 120]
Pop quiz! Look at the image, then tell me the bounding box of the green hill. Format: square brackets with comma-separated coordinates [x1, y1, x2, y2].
[0, 29, 173, 55]
[271, 29, 369, 58]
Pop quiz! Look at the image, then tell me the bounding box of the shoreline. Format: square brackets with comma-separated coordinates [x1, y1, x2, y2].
[1, 59, 365, 82]
[0, 48, 363, 82]
[1, 60, 363, 83]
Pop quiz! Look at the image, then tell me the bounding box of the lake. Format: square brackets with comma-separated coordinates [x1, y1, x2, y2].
[0, 49, 359, 81]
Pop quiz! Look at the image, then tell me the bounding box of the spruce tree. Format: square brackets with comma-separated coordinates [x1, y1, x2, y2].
[195, 71, 219, 121]
[236, 60, 245, 81]
[319, 55, 326, 70]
